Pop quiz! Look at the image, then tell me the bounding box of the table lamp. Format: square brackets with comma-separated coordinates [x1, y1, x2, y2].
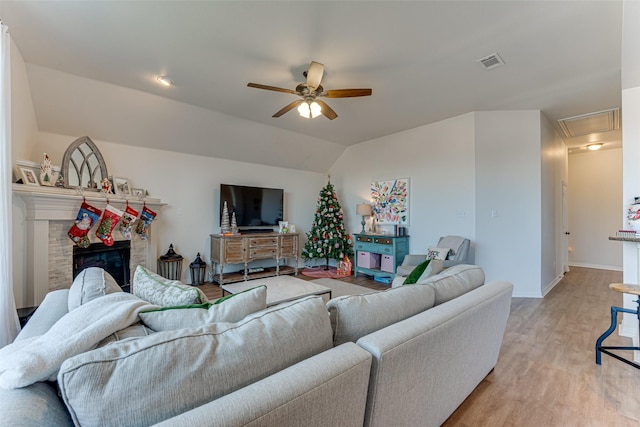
[356, 203, 373, 234]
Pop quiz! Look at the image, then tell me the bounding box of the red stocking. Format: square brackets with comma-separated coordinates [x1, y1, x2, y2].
[68, 200, 102, 248]
[96, 204, 123, 246]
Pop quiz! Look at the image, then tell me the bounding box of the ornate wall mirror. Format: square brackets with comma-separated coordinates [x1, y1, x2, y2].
[61, 136, 109, 189]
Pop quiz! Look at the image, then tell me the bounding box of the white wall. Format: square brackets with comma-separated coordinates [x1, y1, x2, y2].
[329, 113, 477, 256]
[474, 111, 543, 297]
[568, 148, 622, 271]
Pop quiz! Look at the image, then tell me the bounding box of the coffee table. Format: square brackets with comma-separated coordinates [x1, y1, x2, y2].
[220, 276, 332, 307]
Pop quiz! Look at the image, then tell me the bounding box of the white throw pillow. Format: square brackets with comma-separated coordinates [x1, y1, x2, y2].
[139, 286, 267, 331]
[132, 265, 207, 306]
[68, 267, 122, 311]
[426, 246, 450, 260]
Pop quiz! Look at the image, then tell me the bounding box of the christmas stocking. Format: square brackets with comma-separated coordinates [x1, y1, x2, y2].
[68, 200, 102, 248]
[136, 204, 157, 240]
[96, 203, 123, 246]
[119, 203, 139, 240]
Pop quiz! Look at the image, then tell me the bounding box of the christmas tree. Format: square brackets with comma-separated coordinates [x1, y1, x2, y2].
[302, 180, 353, 270]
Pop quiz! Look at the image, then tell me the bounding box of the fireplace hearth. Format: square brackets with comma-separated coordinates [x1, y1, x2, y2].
[74, 241, 131, 292]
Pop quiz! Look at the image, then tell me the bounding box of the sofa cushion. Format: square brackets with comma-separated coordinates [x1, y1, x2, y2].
[138, 286, 267, 331]
[68, 267, 122, 311]
[402, 259, 431, 285]
[57, 296, 333, 427]
[420, 264, 485, 305]
[0, 381, 73, 426]
[326, 285, 435, 346]
[132, 265, 207, 306]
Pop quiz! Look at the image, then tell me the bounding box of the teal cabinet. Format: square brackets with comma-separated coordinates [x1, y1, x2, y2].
[353, 234, 409, 280]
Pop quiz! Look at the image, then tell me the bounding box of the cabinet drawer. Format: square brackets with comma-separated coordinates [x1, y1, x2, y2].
[250, 247, 278, 259]
[374, 237, 393, 245]
[356, 235, 373, 243]
[355, 242, 376, 252]
[249, 237, 278, 248]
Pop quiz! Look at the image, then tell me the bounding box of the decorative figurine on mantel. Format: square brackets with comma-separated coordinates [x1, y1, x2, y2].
[39, 153, 59, 187]
[100, 177, 112, 195]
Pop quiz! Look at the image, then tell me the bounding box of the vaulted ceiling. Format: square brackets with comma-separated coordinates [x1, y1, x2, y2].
[1, 1, 623, 171]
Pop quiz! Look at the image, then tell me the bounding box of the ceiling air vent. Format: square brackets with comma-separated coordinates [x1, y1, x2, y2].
[477, 53, 505, 70]
[557, 108, 620, 138]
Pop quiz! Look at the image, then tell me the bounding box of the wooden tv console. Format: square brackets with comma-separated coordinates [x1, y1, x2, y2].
[209, 232, 299, 285]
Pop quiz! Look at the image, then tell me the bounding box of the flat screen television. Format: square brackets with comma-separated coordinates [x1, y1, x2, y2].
[220, 184, 284, 230]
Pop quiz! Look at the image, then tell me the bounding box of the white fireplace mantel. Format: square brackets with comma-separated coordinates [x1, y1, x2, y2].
[13, 184, 166, 305]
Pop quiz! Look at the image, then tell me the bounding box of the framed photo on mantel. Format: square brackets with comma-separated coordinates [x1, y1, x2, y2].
[113, 177, 131, 196]
[18, 166, 40, 186]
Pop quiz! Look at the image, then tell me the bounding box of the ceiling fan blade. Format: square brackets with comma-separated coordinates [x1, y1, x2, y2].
[306, 61, 324, 91]
[315, 99, 337, 120]
[247, 83, 297, 95]
[322, 88, 372, 98]
[273, 99, 303, 118]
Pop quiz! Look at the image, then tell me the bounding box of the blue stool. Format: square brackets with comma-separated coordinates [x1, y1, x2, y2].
[595, 283, 640, 370]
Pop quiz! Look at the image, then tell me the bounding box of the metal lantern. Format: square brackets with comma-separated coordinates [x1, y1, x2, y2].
[157, 243, 183, 280]
[189, 252, 207, 286]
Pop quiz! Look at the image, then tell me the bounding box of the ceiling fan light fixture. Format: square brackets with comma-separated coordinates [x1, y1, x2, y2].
[298, 100, 322, 119]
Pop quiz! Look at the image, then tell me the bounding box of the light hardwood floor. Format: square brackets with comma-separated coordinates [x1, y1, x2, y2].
[200, 267, 640, 426]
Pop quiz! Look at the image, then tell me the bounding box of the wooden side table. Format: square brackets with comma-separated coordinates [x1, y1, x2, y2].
[595, 283, 640, 369]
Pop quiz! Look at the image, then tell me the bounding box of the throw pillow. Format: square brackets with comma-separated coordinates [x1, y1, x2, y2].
[139, 286, 267, 331]
[132, 265, 207, 306]
[58, 296, 333, 427]
[426, 246, 450, 261]
[416, 259, 444, 284]
[402, 259, 431, 285]
[68, 267, 122, 311]
[96, 322, 154, 348]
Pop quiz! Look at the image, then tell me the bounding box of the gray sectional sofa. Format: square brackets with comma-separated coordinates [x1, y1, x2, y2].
[0, 264, 513, 427]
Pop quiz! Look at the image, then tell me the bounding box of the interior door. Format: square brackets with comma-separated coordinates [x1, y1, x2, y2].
[562, 181, 570, 273]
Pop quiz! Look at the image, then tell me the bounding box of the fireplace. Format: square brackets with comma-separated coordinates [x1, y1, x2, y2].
[74, 241, 132, 292]
[13, 185, 165, 306]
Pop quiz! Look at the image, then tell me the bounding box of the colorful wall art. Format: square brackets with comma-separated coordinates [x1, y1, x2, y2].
[371, 178, 409, 225]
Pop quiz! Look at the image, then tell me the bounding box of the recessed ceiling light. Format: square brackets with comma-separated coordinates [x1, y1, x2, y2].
[156, 76, 174, 87]
[587, 143, 604, 151]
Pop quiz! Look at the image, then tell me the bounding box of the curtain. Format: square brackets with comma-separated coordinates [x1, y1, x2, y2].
[0, 21, 20, 347]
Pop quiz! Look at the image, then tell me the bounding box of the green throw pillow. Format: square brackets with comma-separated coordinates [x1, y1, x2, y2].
[403, 259, 431, 285]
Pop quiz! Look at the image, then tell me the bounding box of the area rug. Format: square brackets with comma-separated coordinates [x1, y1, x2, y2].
[310, 278, 378, 299]
[300, 266, 345, 279]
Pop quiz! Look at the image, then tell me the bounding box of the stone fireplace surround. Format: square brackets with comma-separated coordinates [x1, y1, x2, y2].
[13, 185, 165, 305]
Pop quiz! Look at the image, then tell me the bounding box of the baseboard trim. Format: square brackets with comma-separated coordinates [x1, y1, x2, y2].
[568, 262, 623, 271]
[542, 274, 563, 297]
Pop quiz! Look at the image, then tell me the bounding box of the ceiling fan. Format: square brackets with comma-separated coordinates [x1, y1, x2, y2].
[247, 61, 372, 120]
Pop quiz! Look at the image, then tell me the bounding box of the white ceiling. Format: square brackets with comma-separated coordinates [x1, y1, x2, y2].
[0, 1, 624, 168]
